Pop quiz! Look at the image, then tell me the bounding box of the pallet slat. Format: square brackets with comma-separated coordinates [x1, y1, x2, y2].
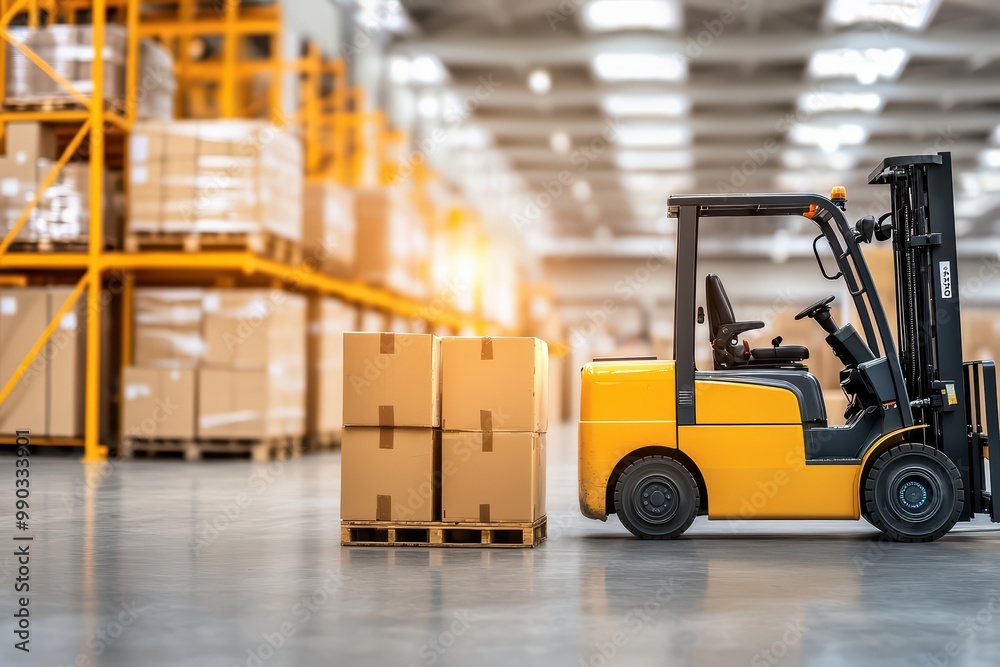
[124, 231, 301, 264]
[341, 516, 547, 549]
[121, 436, 302, 462]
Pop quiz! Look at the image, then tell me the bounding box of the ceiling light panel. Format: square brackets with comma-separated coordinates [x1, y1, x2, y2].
[798, 91, 883, 113]
[614, 125, 691, 148]
[592, 53, 687, 82]
[808, 48, 908, 85]
[825, 0, 941, 31]
[602, 93, 689, 117]
[615, 150, 693, 170]
[789, 123, 867, 152]
[581, 0, 682, 32]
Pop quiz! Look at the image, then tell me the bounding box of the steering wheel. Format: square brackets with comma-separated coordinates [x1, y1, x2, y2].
[794, 295, 836, 321]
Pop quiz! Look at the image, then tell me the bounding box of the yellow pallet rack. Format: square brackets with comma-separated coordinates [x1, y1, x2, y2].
[0, 0, 506, 462]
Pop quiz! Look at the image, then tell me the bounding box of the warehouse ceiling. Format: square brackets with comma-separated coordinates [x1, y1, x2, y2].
[389, 0, 1000, 260]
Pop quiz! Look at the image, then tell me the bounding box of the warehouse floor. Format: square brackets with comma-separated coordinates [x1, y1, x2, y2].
[10, 424, 1000, 667]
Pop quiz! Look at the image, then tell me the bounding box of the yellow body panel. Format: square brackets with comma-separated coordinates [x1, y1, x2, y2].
[579, 360, 676, 520]
[678, 425, 860, 519]
[695, 380, 801, 424]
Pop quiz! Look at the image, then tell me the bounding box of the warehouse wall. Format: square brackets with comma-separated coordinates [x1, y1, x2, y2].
[280, 0, 342, 113]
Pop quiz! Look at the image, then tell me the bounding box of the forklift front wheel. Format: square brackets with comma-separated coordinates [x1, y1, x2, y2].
[614, 455, 700, 540]
[863, 443, 965, 543]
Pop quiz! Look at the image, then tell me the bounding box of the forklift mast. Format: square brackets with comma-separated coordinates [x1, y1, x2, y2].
[869, 153, 999, 521]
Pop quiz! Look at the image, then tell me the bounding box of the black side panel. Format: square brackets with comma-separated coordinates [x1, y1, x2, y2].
[675, 206, 698, 425]
[805, 408, 884, 461]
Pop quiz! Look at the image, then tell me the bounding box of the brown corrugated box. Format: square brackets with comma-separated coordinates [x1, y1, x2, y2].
[0, 288, 48, 433]
[0, 287, 89, 436]
[441, 336, 548, 432]
[46, 287, 87, 437]
[307, 298, 356, 440]
[202, 290, 306, 369]
[341, 426, 441, 522]
[343, 332, 441, 428]
[303, 182, 355, 277]
[441, 431, 546, 523]
[133, 288, 206, 367]
[121, 367, 196, 439]
[197, 367, 304, 439]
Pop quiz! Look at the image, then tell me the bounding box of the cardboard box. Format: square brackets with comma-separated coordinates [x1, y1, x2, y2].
[121, 367, 196, 439]
[0, 288, 48, 433]
[441, 431, 546, 523]
[341, 427, 441, 522]
[197, 367, 304, 439]
[307, 298, 356, 440]
[343, 332, 441, 428]
[133, 289, 205, 367]
[202, 290, 306, 370]
[441, 337, 548, 432]
[303, 182, 355, 277]
[46, 287, 86, 437]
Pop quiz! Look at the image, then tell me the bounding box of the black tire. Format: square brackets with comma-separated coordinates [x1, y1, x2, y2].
[862, 443, 964, 543]
[614, 455, 700, 539]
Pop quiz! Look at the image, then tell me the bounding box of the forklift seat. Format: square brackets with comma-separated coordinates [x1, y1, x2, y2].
[705, 274, 809, 368]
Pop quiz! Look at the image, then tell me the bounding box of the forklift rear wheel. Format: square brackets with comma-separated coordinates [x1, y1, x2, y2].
[614, 455, 700, 539]
[863, 443, 964, 543]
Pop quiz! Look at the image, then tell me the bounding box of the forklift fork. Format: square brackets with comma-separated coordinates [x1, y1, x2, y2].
[964, 360, 1000, 522]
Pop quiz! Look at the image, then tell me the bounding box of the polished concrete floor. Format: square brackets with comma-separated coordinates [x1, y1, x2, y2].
[3, 424, 1000, 667]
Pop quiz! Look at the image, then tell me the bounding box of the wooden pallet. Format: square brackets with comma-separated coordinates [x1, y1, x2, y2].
[341, 516, 547, 549]
[5, 97, 86, 112]
[9, 239, 97, 253]
[124, 231, 301, 264]
[120, 436, 302, 462]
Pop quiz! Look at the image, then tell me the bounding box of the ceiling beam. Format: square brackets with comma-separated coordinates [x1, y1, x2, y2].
[473, 110, 995, 137]
[393, 30, 1000, 67]
[449, 79, 1000, 109]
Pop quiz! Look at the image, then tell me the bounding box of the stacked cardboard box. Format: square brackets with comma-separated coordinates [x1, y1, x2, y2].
[122, 288, 306, 441]
[440, 337, 547, 523]
[0, 121, 121, 246]
[354, 188, 429, 299]
[306, 298, 357, 444]
[128, 120, 302, 241]
[5, 25, 126, 108]
[0, 287, 87, 436]
[341, 333, 442, 522]
[302, 182, 355, 277]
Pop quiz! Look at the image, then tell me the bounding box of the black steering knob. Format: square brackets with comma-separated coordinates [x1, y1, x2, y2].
[795, 295, 838, 334]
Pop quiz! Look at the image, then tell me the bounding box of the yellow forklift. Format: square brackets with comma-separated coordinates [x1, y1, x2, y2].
[578, 153, 1000, 542]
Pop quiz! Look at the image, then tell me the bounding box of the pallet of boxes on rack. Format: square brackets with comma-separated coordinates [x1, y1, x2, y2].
[0, 286, 108, 443]
[340, 332, 547, 548]
[1, 25, 175, 252]
[125, 119, 303, 263]
[120, 288, 306, 461]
